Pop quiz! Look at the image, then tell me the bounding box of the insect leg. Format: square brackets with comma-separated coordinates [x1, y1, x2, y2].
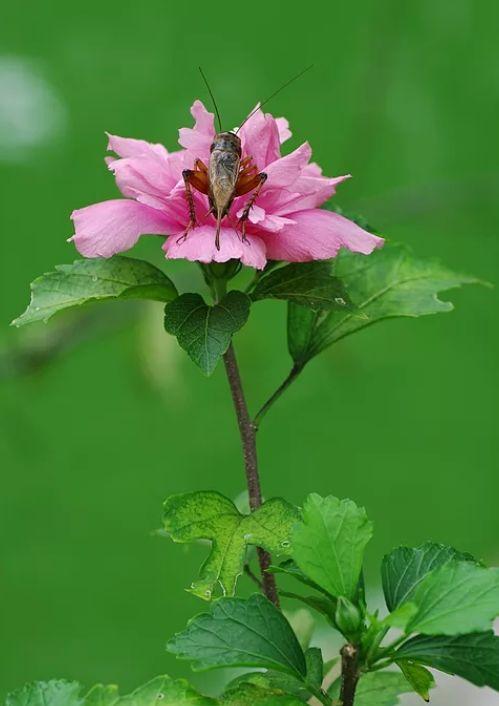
[237, 173, 267, 241]
[176, 169, 199, 245]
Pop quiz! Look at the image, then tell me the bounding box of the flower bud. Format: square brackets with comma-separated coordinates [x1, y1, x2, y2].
[335, 596, 362, 637]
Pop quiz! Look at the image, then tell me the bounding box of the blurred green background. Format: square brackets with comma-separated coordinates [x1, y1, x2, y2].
[1, 0, 497, 700]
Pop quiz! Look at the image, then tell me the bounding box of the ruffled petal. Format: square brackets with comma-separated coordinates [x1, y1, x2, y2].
[106, 133, 168, 159]
[178, 100, 215, 163]
[238, 106, 281, 169]
[70, 199, 173, 258]
[262, 142, 312, 189]
[266, 174, 351, 215]
[107, 150, 186, 206]
[164, 225, 267, 269]
[276, 117, 292, 143]
[262, 209, 384, 261]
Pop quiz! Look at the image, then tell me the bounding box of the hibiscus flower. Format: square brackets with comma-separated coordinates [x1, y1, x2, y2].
[70, 101, 383, 269]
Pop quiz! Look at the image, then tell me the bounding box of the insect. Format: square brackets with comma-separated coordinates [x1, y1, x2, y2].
[178, 66, 312, 251]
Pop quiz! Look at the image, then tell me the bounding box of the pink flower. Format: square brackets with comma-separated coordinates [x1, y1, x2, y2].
[70, 101, 383, 269]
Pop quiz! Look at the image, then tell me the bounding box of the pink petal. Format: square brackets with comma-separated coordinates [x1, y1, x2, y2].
[106, 133, 168, 159]
[263, 209, 384, 261]
[107, 151, 186, 206]
[235, 203, 294, 233]
[276, 117, 292, 143]
[267, 174, 351, 215]
[70, 199, 173, 258]
[263, 142, 312, 189]
[178, 100, 215, 162]
[238, 106, 281, 169]
[164, 225, 267, 269]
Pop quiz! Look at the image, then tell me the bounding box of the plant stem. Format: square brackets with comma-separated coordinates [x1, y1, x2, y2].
[339, 644, 360, 706]
[253, 364, 303, 429]
[222, 343, 280, 606]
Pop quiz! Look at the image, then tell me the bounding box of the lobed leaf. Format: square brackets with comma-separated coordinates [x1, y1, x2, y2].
[167, 594, 307, 678]
[251, 261, 352, 311]
[164, 291, 250, 375]
[381, 542, 475, 611]
[396, 631, 499, 691]
[291, 494, 373, 601]
[163, 491, 298, 599]
[287, 243, 482, 365]
[12, 257, 177, 326]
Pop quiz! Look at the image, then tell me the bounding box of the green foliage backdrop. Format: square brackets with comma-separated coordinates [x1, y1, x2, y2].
[0, 0, 497, 698]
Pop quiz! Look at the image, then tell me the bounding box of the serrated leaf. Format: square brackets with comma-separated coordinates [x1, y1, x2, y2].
[5, 681, 83, 706]
[164, 291, 250, 375]
[12, 257, 177, 327]
[290, 243, 481, 364]
[382, 542, 475, 611]
[116, 676, 214, 706]
[167, 594, 307, 679]
[291, 494, 373, 601]
[251, 262, 352, 311]
[222, 683, 303, 706]
[407, 561, 499, 635]
[397, 661, 434, 702]
[84, 685, 119, 706]
[163, 491, 298, 599]
[328, 671, 412, 705]
[396, 631, 499, 691]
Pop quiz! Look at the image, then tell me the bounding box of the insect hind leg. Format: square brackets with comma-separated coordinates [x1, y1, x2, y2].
[236, 172, 267, 242]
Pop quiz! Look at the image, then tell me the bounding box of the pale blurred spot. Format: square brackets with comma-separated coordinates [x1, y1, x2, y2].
[136, 300, 182, 395]
[0, 55, 67, 162]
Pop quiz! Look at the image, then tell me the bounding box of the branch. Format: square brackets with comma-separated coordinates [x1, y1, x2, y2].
[339, 644, 360, 706]
[222, 343, 280, 606]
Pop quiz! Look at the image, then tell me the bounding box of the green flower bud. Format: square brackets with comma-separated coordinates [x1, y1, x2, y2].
[335, 596, 362, 637]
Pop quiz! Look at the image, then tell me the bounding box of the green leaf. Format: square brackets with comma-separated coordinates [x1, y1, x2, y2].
[280, 591, 337, 624]
[289, 243, 481, 365]
[163, 491, 298, 599]
[5, 681, 83, 706]
[224, 648, 323, 704]
[407, 561, 499, 635]
[291, 494, 373, 601]
[329, 671, 412, 705]
[397, 661, 434, 702]
[396, 631, 499, 691]
[287, 304, 319, 367]
[269, 560, 330, 595]
[251, 261, 352, 311]
[164, 291, 250, 375]
[84, 685, 119, 706]
[166, 594, 307, 679]
[12, 256, 177, 327]
[116, 676, 214, 706]
[382, 542, 475, 611]
[381, 602, 418, 630]
[222, 683, 303, 706]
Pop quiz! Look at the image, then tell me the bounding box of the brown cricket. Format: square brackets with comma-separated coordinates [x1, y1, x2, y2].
[178, 67, 311, 251]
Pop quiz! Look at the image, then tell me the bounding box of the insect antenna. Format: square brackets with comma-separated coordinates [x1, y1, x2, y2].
[198, 66, 223, 132]
[235, 64, 314, 134]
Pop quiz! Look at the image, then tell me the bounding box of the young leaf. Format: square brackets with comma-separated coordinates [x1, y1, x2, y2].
[381, 602, 418, 630]
[291, 494, 373, 601]
[5, 681, 83, 706]
[167, 594, 307, 679]
[407, 561, 499, 635]
[12, 256, 177, 326]
[164, 291, 250, 375]
[382, 542, 475, 611]
[116, 675, 214, 706]
[251, 261, 352, 311]
[163, 491, 298, 599]
[397, 661, 434, 702]
[328, 671, 412, 705]
[287, 243, 481, 365]
[396, 631, 499, 691]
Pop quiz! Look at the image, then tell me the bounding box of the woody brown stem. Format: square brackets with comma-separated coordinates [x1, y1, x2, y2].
[340, 644, 360, 706]
[222, 343, 280, 607]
